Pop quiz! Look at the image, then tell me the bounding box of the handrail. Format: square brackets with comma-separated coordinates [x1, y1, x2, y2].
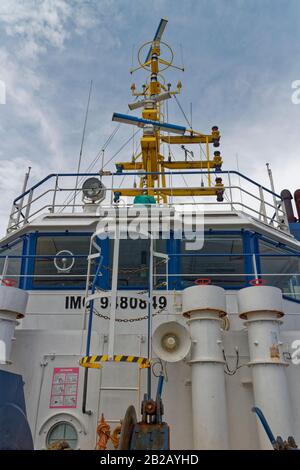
[13, 169, 283, 206]
[7, 168, 288, 237]
[2, 252, 300, 260]
[12, 185, 284, 216]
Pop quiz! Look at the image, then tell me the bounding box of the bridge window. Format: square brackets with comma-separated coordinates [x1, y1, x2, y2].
[180, 234, 245, 288]
[109, 238, 167, 289]
[0, 240, 23, 287]
[258, 240, 300, 300]
[33, 235, 91, 288]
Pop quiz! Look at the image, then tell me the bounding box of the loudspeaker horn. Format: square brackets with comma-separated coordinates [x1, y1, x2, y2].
[152, 321, 191, 363]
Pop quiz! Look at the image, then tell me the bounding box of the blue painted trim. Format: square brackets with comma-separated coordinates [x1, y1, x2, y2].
[0, 237, 23, 252]
[243, 231, 254, 284]
[168, 253, 252, 257]
[168, 237, 181, 290]
[34, 231, 94, 237]
[253, 233, 261, 278]
[256, 233, 300, 255]
[19, 235, 28, 289]
[8, 229, 300, 296]
[255, 232, 300, 302]
[25, 233, 37, 289]
[283, 294, 300, 304]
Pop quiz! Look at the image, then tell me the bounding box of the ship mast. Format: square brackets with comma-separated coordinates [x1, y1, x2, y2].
[112, 18, 224, 203]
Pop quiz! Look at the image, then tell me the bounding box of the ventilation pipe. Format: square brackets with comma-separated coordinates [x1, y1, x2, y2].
[182, 285, 229, 450]
[281, 189, 297, 223]
[294, 189, 300, 221]
[0, 284, 28, 364]
[237, 286, 293, 449]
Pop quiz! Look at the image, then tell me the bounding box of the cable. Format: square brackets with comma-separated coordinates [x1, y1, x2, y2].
[168, 145, 197, 206]
[172, 93, 231, 206]
[222, 347, 247, 375]
[58, 130, 119, 212]
[173, 94, 192, 128]
[103, 129, 141, 169]
[59, 127, 140, 212]
[151, 358, 168, 382]
[151, 358, 164, 378]
[59, 107, 128, 212]
[72, 80, 93, 212]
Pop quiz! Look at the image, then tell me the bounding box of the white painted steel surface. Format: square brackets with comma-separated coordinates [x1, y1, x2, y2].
[238, 286, 294, 449]
[1, 210, 300, 449]
[182, 285, 229, 449]
[0, 285, 28, 363]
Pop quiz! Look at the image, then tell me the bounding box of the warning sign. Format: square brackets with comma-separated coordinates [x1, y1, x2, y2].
[50, 367, 79, 409]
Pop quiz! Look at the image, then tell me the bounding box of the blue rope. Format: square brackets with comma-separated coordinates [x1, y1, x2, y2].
[252, 406, 276, 445]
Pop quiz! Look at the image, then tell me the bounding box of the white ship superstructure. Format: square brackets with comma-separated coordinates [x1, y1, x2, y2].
[0, 19, 300, 451]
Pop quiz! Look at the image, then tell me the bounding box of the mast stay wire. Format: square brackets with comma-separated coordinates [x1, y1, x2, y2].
[173, 93, 232, 207]
[166, 144, 197, 207]
[102, 129, 141, 170]
[115, 134, 142, 195]
[173, 94, 192, 128]
[171, 95, 202, 204]
[58, 123, 122, 211]
[72, 80, 93, 213]
[59, 98, 143, 212]
[59, 125, 140, 212]
[165, 100, 173, 203]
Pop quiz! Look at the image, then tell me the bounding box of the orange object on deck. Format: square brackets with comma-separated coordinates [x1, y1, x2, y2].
[95, 414, 111, 450]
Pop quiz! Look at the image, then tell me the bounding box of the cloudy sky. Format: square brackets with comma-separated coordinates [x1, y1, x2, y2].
[0, 0, 300, 234]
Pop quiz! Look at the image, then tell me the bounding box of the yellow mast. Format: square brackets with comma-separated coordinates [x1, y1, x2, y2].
[113, 18, 224, 203]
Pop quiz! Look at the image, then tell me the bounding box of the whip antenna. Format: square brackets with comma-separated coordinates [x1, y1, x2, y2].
[72, 79, 93, 212]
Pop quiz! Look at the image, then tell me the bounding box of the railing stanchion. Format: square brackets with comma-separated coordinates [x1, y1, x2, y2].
[51, 175, 59, 213]
[228, 172, 234, 211]
[252, 253, 258, 278]
[24, 189, 34, 225]
[281, 200, 289, 230]
[259, 186, 267, 223]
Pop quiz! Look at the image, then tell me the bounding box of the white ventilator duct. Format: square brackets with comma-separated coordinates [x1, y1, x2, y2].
[237, 286, 293, 449]
[0, 285, 28, 364]
[182, 285, 229, 450]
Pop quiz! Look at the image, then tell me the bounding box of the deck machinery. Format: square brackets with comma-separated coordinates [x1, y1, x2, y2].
[0, 19, 300, 451]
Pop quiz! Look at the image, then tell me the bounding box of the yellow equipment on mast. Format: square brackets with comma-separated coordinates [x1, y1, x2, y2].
[112, 18, 224, 203]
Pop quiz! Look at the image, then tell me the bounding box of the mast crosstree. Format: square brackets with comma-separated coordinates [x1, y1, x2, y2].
[112, 18, 224, 203]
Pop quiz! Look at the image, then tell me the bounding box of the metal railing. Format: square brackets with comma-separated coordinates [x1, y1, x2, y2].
[1, 251, 300, 302]
[6, 170, 289, 234]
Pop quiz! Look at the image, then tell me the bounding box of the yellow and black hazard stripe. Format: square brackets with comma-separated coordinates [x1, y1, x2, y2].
[79, 354, 150, 369]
